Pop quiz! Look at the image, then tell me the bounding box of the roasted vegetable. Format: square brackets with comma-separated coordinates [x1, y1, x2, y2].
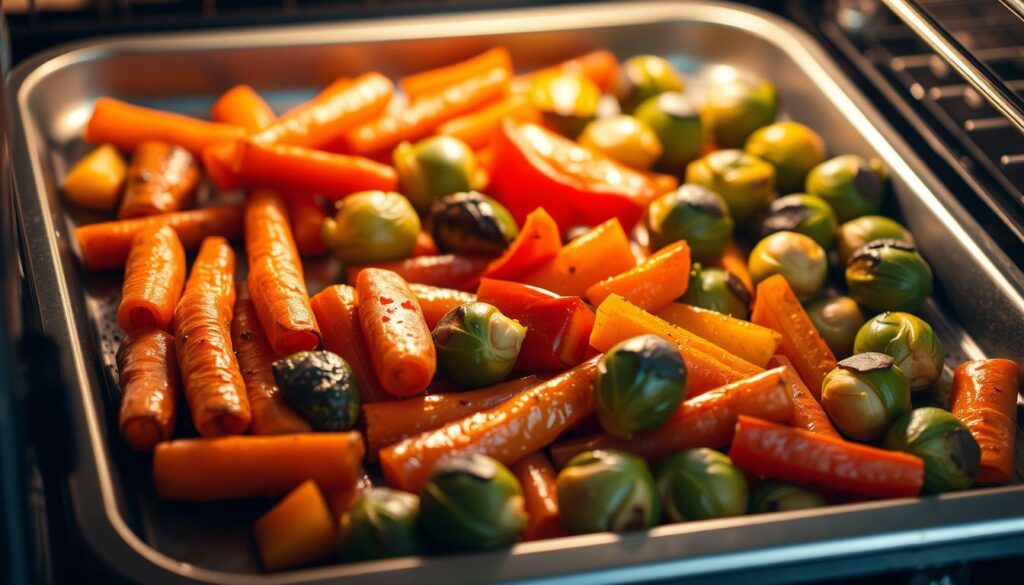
[432, 302, 527, 389]
[685, 149, 776, 224]
[634, 92, 704, 170]
[429, 192, 519, 256]
[556, 449, 660, 534]
[837, 215, 914, 263]
[748, 481, 826, 513]
[845, 239, 933, 313]
[394, 135, 486, 212]
[322, 191, 420, 264]
[272, 350, 361, 432]
[748, 231, 828, 301]
[805, 155, 887, 222]
[758, 194, 838, 249]
[805, 296, 866, 359]
[612, 54, 684, 114]
[703, 78, 777, 148]
[529, 70, 601, 137]
[950, 359, 1019, 485]
[646, 183, 734, 262]
[339, 488, 421, 561]
[656, 448, 748, 521]
[62, 143, 127, 212]
[884, 407, 980, 493]
[854, 312, 944, 391]
[578, 115, 663, 170]
[821, 353, 911, 442]
[682, 264, 751, 320]
[744, 121, 827, 193]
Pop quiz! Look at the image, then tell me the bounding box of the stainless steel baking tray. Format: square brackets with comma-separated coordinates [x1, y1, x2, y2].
[6, 2, 1024, 584]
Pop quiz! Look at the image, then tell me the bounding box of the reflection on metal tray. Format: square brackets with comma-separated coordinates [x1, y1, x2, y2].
[5, 2, 1024, 584]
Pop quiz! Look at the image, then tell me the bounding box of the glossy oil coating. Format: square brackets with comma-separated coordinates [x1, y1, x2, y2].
[116, 328, 180, 451]
[116, 225, 185, 332]
[119, 141, 200, 219]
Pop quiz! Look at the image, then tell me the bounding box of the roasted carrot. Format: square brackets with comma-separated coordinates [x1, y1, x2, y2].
[116, 225, 186, 333]
[729, 415, 924, 499]
[400, 47, 513, 102]
[356, 269, 436, 398]
[407, 283, 477, 329]
[211, 85, 276, 131]
[437, 94, 540, 150]
[550, 368, 791, 466]
[709, 242, 755, 298]
[346, 255, 491, 292]
[413, 231, 440, 257]
[286, 194, 328, 256]
[521, 218, 636, 298]
[380, 357, 600, 492]
[590, 294, 763, 396]
[254, 480, 336, 571]
[202, 141, 245, 191]
[85, 97, 246, 156]
[768, 354, 840, 438]
[654, 303, 781, 368]
[118, 141, 200, 219]
[75, 206, 244, 271]
[751, 275, 837, 398]
[245, 189, 321, 356]
[174, 237, 250, 437]
[586, 240, 691, 311]
[512, 452, 566, 541]
[232, 289, 312, 435]
[116, 329, 180, 451]
[482, 207, 562, 281]
[951, 359, 1020, 485]
[309, 285, 390, 405]
[153, 432, 365, 501]
[512, 50, 619, 94]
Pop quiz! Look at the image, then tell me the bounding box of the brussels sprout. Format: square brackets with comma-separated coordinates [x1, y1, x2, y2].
[884, 407, 980, 493]
[685, 149, 776, 224]
[556, 450, 660, 534]
[613, 54, 685, 114]
[429, 192, 519, 256]
[339, 488, 421, 561]
[634, 92, 704, 170]
[821, 352, 911, 442]
[749, 481, 826, 513]
[854, 312, 944, 391]
[529, 70, 602, 137]
[419, 454, 527, 551]
[322, 191, 420, 264]
[432, 302, 526, 389]
[394, 135, 486, 212]
[682, 264, 751, 320]
[837, 215, 914, 263]
[758, 194, 838, 249]
[748, 231, 828, 301]
[272, 350, 361, 431]
[846, 239, 933, 313]
[805, 155, 887, 222]
[579, 115, 663, 170]
[595, 335, 687, 439]
[656, 448, 747, 522]
[805, 296, 866, 359]
[646, 184, 734, 261]
[745, 121, 827, 194]
[703, 78, 778, 148]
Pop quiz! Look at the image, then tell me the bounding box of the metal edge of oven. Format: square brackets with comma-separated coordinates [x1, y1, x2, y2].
[4, 2, 1024, 584]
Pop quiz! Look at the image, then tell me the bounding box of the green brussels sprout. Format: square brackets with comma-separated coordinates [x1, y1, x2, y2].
[556, 449, 660, 534]
[805, 296, 866, 359]
[529, 70, 602, 137]
[703, 78, 778, 148]
[805, 155, 887, 222]
[749, 481, 826, 513]
[339, 488, 421, 561]
[656, 448, 748, 522]
[685, 149, 776, 224]
[579, 115, 663, 170]
[758, 194, 838, 249]
[322, 191, 420, 264]
[837, 215, 914, 263]
[613, 54, 685, 114]
[821, 352, 911, 442]
[634, 92, 704, 171]
[394, 135, 486, 212]
[595, 334, 687, 439]
[646, 183, 734, 262]
[432, 302, 526, 389]
[854, 312, 944, 391]
[429, 192, 519, 256]
[845, 239, 933, 313]
[884, 407, 980, 493]
[748, 231, 828, 301]
[682, 264, 751, 320]
[745, 121, 827, 194]
[419, 454, 527, 551]
[272, 350, 361, 431]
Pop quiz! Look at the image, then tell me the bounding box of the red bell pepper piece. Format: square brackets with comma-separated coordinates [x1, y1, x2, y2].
[482, 207, 562, 281]
[346, 255, 490, 292]
[476, 278, 595, 372]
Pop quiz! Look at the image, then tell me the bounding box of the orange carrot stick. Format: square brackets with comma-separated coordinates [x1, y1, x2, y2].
[286, 194, 328, 256]
[521, 218, 636, 298]
[586, 240, 690, 311]
[709, 242, 755, 298]
[407, 283, 477, 329]
[512, 50, 619, 94]
[400, 47, 513, 102]
[413, 231, 440, 257]
[654, 303, 780, 368]
[768, 354, 840, 438]
[482, 207, 562, 281]
[254, 480, 337, 571]
[84, 97, 246, 156]
[951, 359, 1020, 485]
[346, 255, 491, 292]
[211, 85, 276, 131]
[116, 329, 180, 451]
[116, 226, 185, 333]
[437, 94, 540, 150]
[512, 452, 566, 541]
[174, 237, 250, 436]
[119, 141, 200, 219]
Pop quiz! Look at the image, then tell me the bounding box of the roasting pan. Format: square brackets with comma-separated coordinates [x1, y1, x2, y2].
[6, 2, 1024, 583]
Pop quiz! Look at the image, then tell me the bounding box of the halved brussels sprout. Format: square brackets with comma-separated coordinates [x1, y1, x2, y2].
[656, 448, 748, 522]
[703, 78, 778, 148]
[682, 264, 751, 320]
[805, 296, 866, 359]
[556, 449, 660, 534]
[339, 488, 421, 561]
[394, 135, 486, 212]
[579, 115, 663, 170]
[272, 350, 361, 431]
[845, 239, 933, 313]
[432, 302, 526, 389]
[429, 192, 519, 256]
[634, 92, 704, 170]
[748, 231, 828, 301]
[745, 121, 827, 194]
[595, 334, 687, 439]
[758, 194, 838, 249]
[821, 352, 911, 442]
[685, 149, 776, 224]
[749, 481, 826, 513]
[837, 215, 914, 263]
[884, 407, 980, 493]
[805, 155, 887, 222]
[646, 183, 734, 262]
[529, 70, 602, 137]
[613, 55, 685, 114]
[322, 191, 420, 264]
[854, 312, 944, 391]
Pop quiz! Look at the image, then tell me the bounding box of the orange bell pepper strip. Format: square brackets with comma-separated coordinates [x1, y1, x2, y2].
[511, 50, 619, 94]
[286, 193, 328, 256]
[654, 303, 781, 368]
[520, 218, 636, 298]
[211, 85, 276, 131]
[481, 207, 562, 281]
[511, 452, 567, 541]
[586, 240, 691, 311]
[253, 480, 337, 571]
[437, 94, 540, 150]
[346, 255, 491, 292]
[117, 225, 186, 333]
[407, 283, 477, 329]
[116, 329, 180, 452]
[709, 242, 755, 299]
[84, 97, 246, 156]
[951, 359, 1020, 485]
[400, 47, 513, 102]
[768, 354, 840, 438]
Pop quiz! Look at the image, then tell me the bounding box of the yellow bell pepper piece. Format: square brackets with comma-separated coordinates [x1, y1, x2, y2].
[61, 144, 126, 212]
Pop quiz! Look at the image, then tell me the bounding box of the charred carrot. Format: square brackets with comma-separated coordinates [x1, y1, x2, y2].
[521, 218, 636, 298]
[586, 240, 691, 311]
[346, 255, 491, 292]
[413, 231, 440, 257]
[400, 47, 513, 101]
[380, 357, 600, 492]
[729, 415, 924, 499]
[408, 283, 477, 329]
[709, 242, 755, 298]
[116, 225, 186, 333]
[76, 206, 243, 271]
[116, 329, 180, 451]
[768, 354, 840, 438]
[118, 141, 200, 219]
[174, 237, 250, 436]
[951, 359, 1020, 484]
[438, 94, 540, 150]
[254, 480, 336, 571]
[286, 194, 328, 256]
[85, 97, 246, 156]
[512, 452, 566, 541]
[245, 189, 321, 356]
[153, 432, 365, 501]
[654, 303, 781, 368]
[482, 207, 562, 281]
[211, 85, 276, 131]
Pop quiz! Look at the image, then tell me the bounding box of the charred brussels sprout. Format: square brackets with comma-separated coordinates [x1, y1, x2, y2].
[749, 481, 826, 513]
[646, 184, 734, 262]
[595, 335, 687, 439]
[745, 121, 827, 194]
[322, 191, 420, 264]
[419, 454, 527, 551]
[845, 239, 933, 313]
[339, 488, 421, 561]
[703, 78, 778, 148]
[748, 231, 828, 301]
[837, 215, 914, 263]
[432, 302, 526, 389]
[805, 155, 887, 222]
[529, 71, 602, 137]
[429, 192, 519, 256]
[758, 194, 838, 249]
[884, 407, 980, 493]
[579, 115, 663, 170]
[685, 149, 776, 224]
[613, 54, 684, 114]
[656, 448, 748, 522]
[682, 264, 751, 320]
[854, 312, 944, 391]
[821, 352, 911, 442]
[394, 135, 486, 212]
[556, 450, 660, 534]
[272, 350, 361, 431]
[805, 296, 866, 359]
[634, 92, 704, 170]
